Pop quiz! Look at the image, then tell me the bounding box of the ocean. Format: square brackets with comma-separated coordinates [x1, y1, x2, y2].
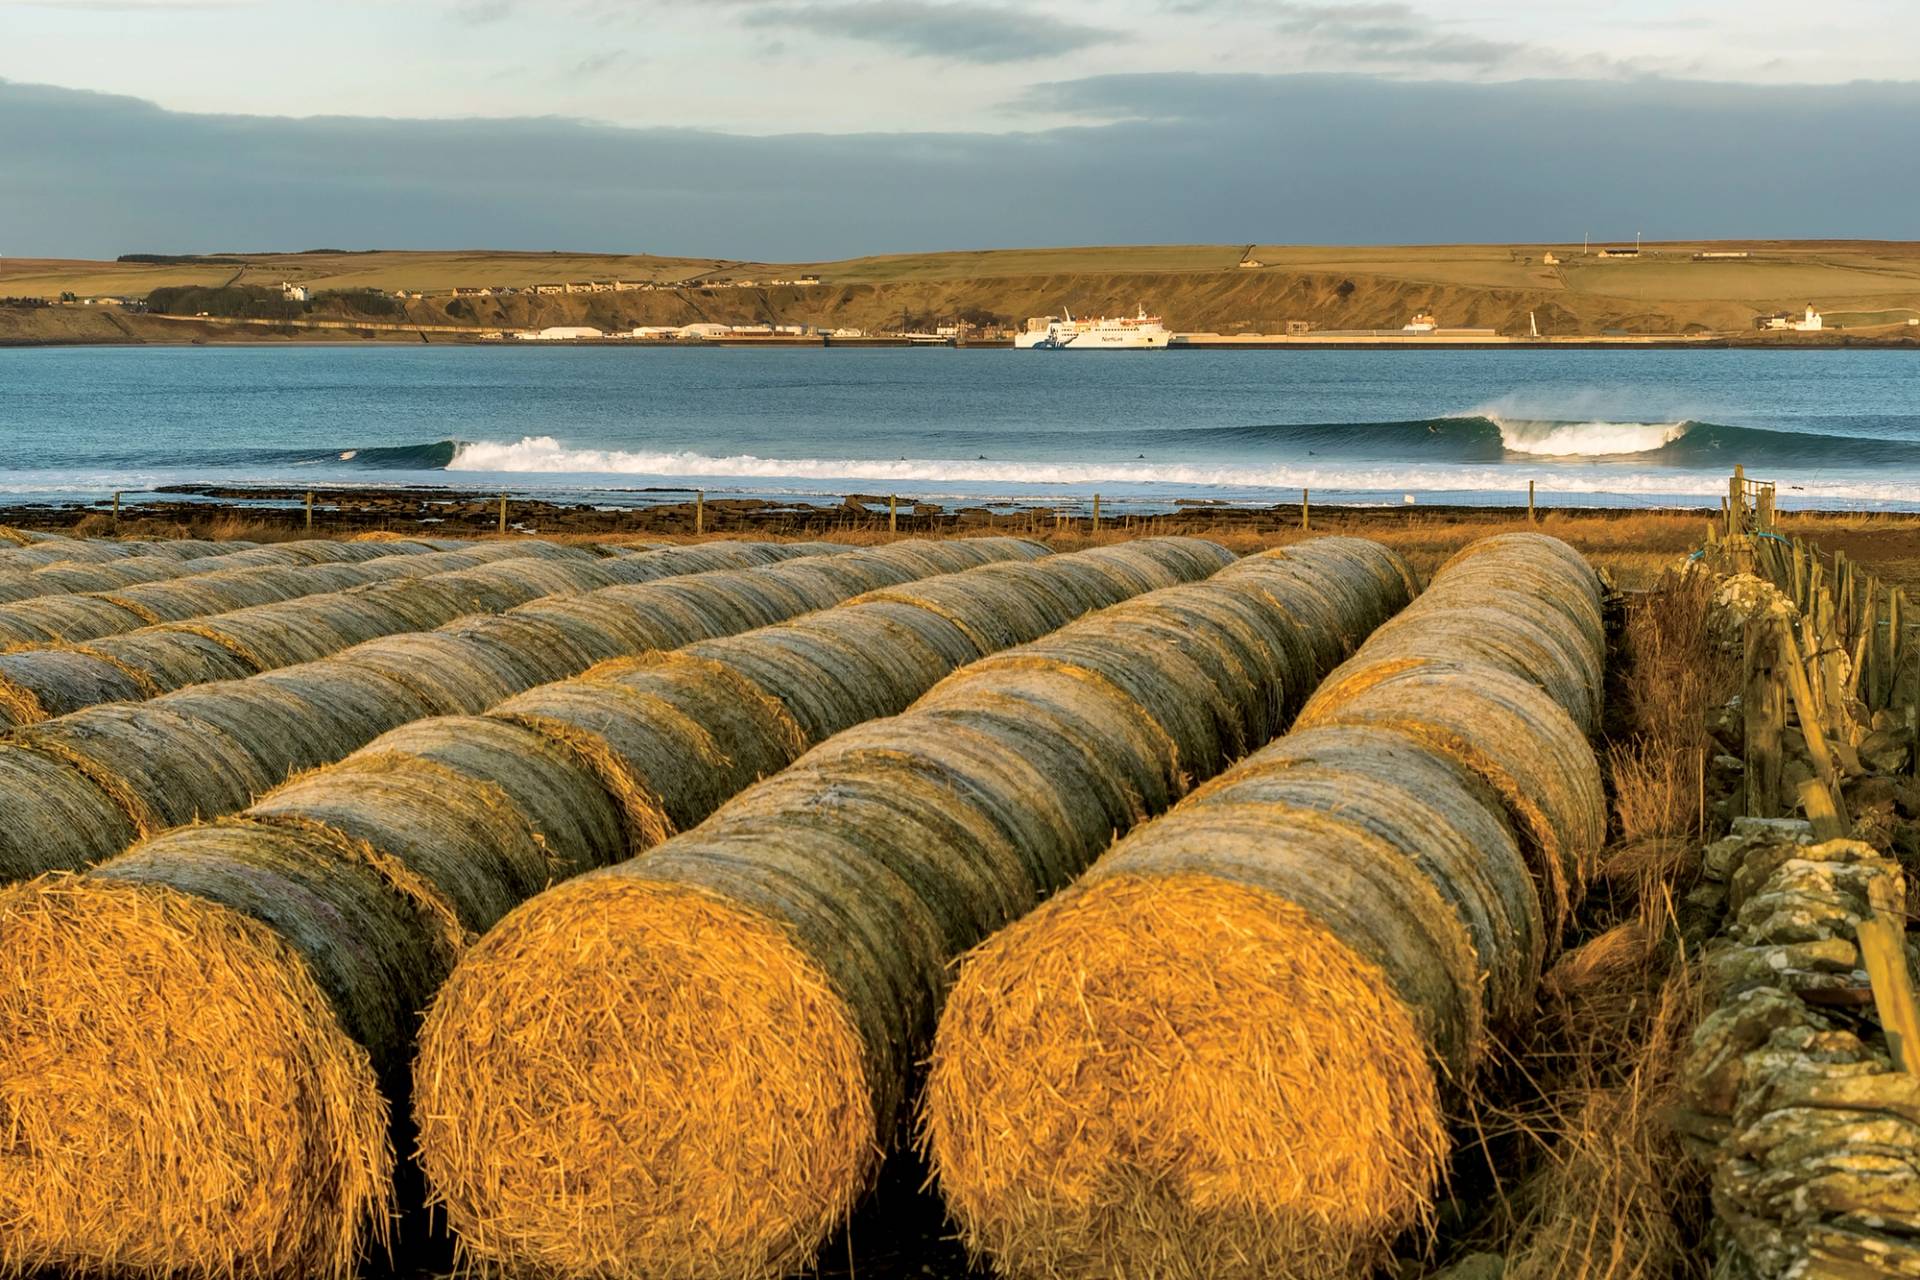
[3, 344, 1918, 512]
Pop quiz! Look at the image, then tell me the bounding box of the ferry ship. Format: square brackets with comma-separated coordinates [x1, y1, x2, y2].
[1015, 307, 1170, 350]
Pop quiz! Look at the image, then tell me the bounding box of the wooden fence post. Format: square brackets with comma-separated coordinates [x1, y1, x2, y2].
[305, 491, 314, 532]
[1091, 494, 1100, 533]
[1528, 479, 1536, 524]
[1744, 613, 1786, 818]
[695, 490, 704, 536]
[1730, 465, 1746, 537]
[111, 491, 121, 530]
[497, 492, 508, 535]
[888, 494, 897, 535]
[1859, 876, 1920, 1077]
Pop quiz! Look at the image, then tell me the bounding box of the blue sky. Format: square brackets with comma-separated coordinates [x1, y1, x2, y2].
[1, 1, 1915, 256]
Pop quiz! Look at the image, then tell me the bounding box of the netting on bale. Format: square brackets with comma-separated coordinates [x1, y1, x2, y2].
[409, 536, 1411, 1280]
[922, 532, 1608, 1280]
[0, 537, 1220, 1280]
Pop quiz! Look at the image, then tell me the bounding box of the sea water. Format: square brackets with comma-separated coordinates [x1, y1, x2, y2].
[2, 344, 1917, 512]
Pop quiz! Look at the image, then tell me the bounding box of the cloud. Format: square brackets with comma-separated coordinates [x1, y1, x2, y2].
[743, 1, 1123, 64]
[3, 75, 1918, 261]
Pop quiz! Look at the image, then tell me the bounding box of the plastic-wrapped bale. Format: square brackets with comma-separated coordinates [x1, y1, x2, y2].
[0, 649, 154, 728]
[409, 540, 1404, 1280]
[921, 721, 1560, 1280]
[0, 539, 1123, 1280]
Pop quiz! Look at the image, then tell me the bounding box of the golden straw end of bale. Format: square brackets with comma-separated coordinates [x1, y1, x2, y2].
[414, 876, 873, 1280]
[0, 874, 392, 1280]
[923, 873, 1446, 1280]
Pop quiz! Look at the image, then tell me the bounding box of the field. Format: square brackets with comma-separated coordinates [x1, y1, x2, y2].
[0, 516, 1912, 1279]
[6, 239, 1920, 341]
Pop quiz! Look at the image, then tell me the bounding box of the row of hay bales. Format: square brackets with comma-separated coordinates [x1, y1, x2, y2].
[406, 536, 1417, 1280]
[0, 534, 478, 609]
[0, 536, 1228, 1280]
[0, 539, 944, 883]
[0, 541, 685, 726]
[921, 532, 1610, 1280]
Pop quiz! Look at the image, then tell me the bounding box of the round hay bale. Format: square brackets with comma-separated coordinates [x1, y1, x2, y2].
[0, 820, 451, 1278]
[1185, 723, 1544, 1031]
[337, 632, 545, 715]
[13, 702, 274, 837]
[924, 873, 1446, 1280]
[250, 756, 554, 935]
[682, 601, 982, 744]
[341, 716, 627, 875]
[1294, 660, 1604, 928]
[492, 653, 806, 849]
[76, 628, 261, 692]
[0, 744, 137, 879]
[0, 648, 152, 727]
[29, 558, 185, 592]
[0, 593, 147, 644]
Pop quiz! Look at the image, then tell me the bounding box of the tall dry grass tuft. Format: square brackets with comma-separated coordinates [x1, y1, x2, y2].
[1498, 965, 1709, 1280]
[1608, 568, 1736, 851]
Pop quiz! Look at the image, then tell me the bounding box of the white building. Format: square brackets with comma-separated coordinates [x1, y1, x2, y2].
[281, 282, 311, 303]
[1403, 312, 1438, 333]
[676, 323, 734, 339]
[521, 326, 605, 340]
[1792, 304, 1823, 332]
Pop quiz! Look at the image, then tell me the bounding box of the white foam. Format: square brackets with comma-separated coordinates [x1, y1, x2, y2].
[1488, 416, 1691, 457]
[438, 435, 1918, 505]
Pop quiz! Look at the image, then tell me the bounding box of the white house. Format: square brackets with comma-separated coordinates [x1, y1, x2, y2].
[281, 282, 311, 303]
[677, 323, 734, 338]
[1792, 304, 1823, 332]
[1403, 312, 1438, 332]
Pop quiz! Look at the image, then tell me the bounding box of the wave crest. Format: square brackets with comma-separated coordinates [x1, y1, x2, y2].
[1489, 415, 1691, 457]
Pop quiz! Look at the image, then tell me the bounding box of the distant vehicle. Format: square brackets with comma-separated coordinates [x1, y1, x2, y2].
[1015, 307, 1170, 350]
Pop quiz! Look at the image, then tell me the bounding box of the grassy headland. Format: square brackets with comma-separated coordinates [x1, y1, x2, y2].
[3, 240, 1918, 344]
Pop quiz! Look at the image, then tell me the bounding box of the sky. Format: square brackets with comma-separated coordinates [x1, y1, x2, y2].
[2, 0, 1917, 258]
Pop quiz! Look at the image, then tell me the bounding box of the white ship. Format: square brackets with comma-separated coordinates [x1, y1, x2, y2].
[1015, 307, 1170, 350]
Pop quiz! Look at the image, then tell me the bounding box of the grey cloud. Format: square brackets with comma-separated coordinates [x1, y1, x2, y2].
[3, 75, 1919, 261]
[743, 1, 1123, 64]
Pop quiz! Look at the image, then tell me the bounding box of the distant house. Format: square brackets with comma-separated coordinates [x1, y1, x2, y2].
[281, 282, 311, 303]
[629, 326, 677, 339]
[677, 323, 734, 338]
[1542, 252, 1561, 265]
[1285, 320, 1311, 335]
[1239, 258, 1264, 269]
[1403, 312, 1438, 332]
[451, 287, 492, 298]
[1756, 305, 1824, 332]
[794, 275, 821, 285]
[1597, 248, 1640, 260]
[1793, 304, 1824, 331]
[532, 284, 565, 295]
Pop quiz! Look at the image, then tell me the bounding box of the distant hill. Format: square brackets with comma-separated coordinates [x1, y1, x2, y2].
[4, 242, 1919, 341]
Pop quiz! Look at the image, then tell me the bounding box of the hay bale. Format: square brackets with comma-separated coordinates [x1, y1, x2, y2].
[0, 822, 448, 1278]
[925, 874, 1446, 1280]
[75, 629, 261, 692]
[0, 745, 137, 878]
[0, 593, 147, 645]
[411, 540, 1405, 1280]
[29, 558, 185, 592]
[1294, 660, 1604, 926]
[13, 703, 274, 837]
[0, 649, 152, 727]
[340, 715, 627, 875]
